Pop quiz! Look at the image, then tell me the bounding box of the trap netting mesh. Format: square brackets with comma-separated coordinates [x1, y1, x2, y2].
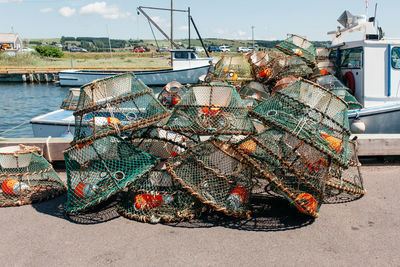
[314, 75, 363, 110]
[238, 81, 271, 110]
[60, 88, 80, 111]
[213, 55, 253, 81]
[249, 78, 351, 167]
[157, 81, 189, 110]
[234, 127, 331, 217]
[248, 50, 313, 84]
[166, 139, 254, 218]
[118, 168, 204, 223]
[276, 34, 317, 67]
[0, 145, 66, 207]
[64, 135, 158, 213]
[164, 84, 256, 135]
[72, 72, 170, 144]
[326, 139, 365, 195]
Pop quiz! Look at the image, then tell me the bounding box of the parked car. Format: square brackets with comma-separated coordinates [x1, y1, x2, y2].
[194, 47, 205, 53]
[208, 46, 222, 52]
[132, 47, 146, 53]
[157, 46, 170, 52]
[237, 47, 250, 53]
[69, 47, 88, 52]
[219, 45, 231, 52]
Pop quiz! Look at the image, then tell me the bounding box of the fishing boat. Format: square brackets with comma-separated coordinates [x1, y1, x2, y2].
[58, 49, 213, 87]
[326, 9, 400, 133]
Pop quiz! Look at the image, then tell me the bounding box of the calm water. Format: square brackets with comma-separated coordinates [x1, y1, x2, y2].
[0, 83, 69, 138]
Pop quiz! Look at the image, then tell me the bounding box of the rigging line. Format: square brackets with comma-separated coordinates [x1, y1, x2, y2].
[0, 120, 30, 136]
[148, 19, 160, 51]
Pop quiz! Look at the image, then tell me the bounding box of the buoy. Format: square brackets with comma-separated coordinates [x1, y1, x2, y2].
[92, 117, 121, 126]
[294, 192, 317, 214]
[239, 139, 257, 154]
[350, 118, 366, 134]
[226, 186, 248, 210]
[320, 132, 343, 153]
[293, 48, 303, 56]
[74, 183, 98, 198]
[202, 104, 221, 115]
[1, 178, 29, 195]
[258, 68, 271, 78]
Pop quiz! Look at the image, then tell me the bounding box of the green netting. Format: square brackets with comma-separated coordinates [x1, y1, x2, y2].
[166, 139, 254, 217]
[73, 73, 170, 144]
[0, 145, 66, 207]
[276, 34, 317, 67]
[238, 81, 271, 108]
[157, 81, 189, 110]
[326, 139, 365, 195]
[248, 50, 313, 84]
[118, 168, 203, 223]
[60, 88, 80, 111]
[249, 78, 351, 167]
[64, 135, 158, 213]
[315, 75, 363, 110]
[234, 127, 331, 217]
[164, 84, 256, 135]
[213, 55, 253, 81]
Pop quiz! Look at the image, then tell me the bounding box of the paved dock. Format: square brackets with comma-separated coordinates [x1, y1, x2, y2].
[0, 164, 399, 266]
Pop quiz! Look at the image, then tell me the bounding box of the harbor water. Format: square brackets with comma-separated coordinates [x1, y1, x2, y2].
[0, 83, 69, 138]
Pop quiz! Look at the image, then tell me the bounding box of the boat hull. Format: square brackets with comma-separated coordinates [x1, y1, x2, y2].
[58, 65, 210, 87]
[30, 109, 75, 138]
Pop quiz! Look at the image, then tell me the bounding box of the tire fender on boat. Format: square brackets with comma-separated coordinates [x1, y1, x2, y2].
[344, 71, 356, 95]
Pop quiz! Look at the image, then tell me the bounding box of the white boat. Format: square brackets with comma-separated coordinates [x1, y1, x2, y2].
[326, 9, 400, 133]
[59, 50, 213, 87]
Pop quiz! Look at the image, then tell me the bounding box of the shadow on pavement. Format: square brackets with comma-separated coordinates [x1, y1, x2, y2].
[323, 189, 364, 204]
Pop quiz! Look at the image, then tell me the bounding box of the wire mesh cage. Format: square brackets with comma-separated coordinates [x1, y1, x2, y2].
[238, 81, 271, 110]
[314, 75, 363, 110]
[213, 55, 253, 82]
[60, 88, 80, 111]
[118, 168, 204, 223]
[64, 135, 158, 214]
[157, 81, 189, 110]
[72, 73, 170, 144]
[163, 84, 256, 135]
[0, 145, 66, 207]
[166, 139, 254, 218]
[249, 78, 351, 167]
[326, 139, 365, 195]
[276, 34, 317, 67]
[234, 127, 331, 217]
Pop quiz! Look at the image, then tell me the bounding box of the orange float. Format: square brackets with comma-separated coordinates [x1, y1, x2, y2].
[239, 139, 257, 154]
[294, 193, 318, 214]
[134, 193, 162, 211]
[202, 104, 221, 115]
[320, 132, 343, 153]
[1, 178, 29, 195]
[75, 183, 97, 198]
[258, 68, 271, 78]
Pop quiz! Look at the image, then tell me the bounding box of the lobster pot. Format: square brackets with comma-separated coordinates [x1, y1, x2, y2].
[60, 88, 80, 111]
[0, 145, 66, 207]
[314, 75, 363, 110]
[118, 169, 203, 223]
[164, 84, 256, 135]
[213, 55, 253, 82]
[326, 140, 365, 195]
[235, 128, 331, 217]
[129, 127, 198, 160]
[64, 135, 158, 213]
[276, 34, 317, 67]
[249, 79, 351, 167]
[73, 73, 169, 144]
[166, 140, 254, 218]
[157, 81, 189, 110]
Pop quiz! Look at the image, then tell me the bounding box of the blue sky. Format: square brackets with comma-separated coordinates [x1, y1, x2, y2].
[0, 0, 399, 41]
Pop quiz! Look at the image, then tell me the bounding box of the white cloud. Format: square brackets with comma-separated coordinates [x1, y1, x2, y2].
[59, 7, 76, 17]
[178, 25, 188, 31]
[151, 16, 170, 27]
[0, 0, 22, 3]
[40, 7, 53, 13]
[213, 28, 249, 39]
[80, 1, 132, 20]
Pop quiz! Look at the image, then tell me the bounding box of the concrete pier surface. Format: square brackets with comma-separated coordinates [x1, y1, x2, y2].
[0, 164, 399, 266]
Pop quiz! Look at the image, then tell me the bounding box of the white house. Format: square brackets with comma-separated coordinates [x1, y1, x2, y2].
[0, 33, 23, 50]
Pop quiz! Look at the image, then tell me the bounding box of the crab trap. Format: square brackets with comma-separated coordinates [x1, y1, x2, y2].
[0, 145, 66, 207]
[166, 139, 255, 218]
[276, 34, 317, 67]
[72, 73, 170, 144]
[163, 84, 256, 136]
[118, 168, 204, 223]
[234, 127, 331, 218]
[213, 55, 253, 82]
[64, 135, 158, 213]
[249, 78, 351, 167]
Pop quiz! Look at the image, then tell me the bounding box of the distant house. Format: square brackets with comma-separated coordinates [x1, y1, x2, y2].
[0, 33, 23, 50]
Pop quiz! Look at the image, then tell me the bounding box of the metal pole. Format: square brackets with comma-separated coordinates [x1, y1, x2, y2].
[190, 16, 210, 58]
[188, 7, 191, 49]
[171, 0, 174, 50]
[107, 24, 112, 58]
[251, 26, 255, 49]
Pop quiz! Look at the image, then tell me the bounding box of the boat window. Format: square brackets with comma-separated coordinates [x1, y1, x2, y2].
[190, 52, 198, 59]
[391, 47, 400, 69]
[173, 51, 189, 59]
[340, 47, 363, 69]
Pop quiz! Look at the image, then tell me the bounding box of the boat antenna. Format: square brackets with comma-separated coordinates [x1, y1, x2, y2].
[365, 0, 369, 16]
[373, 3, 378, 27]
[106, 24, 112, 58]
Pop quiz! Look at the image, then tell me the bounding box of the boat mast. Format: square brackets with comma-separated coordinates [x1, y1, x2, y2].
[171, 0, 174, 50]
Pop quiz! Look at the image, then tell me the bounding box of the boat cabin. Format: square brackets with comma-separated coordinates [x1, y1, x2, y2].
[170, 49, 212, 70]
[327, 11, 400, 108]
